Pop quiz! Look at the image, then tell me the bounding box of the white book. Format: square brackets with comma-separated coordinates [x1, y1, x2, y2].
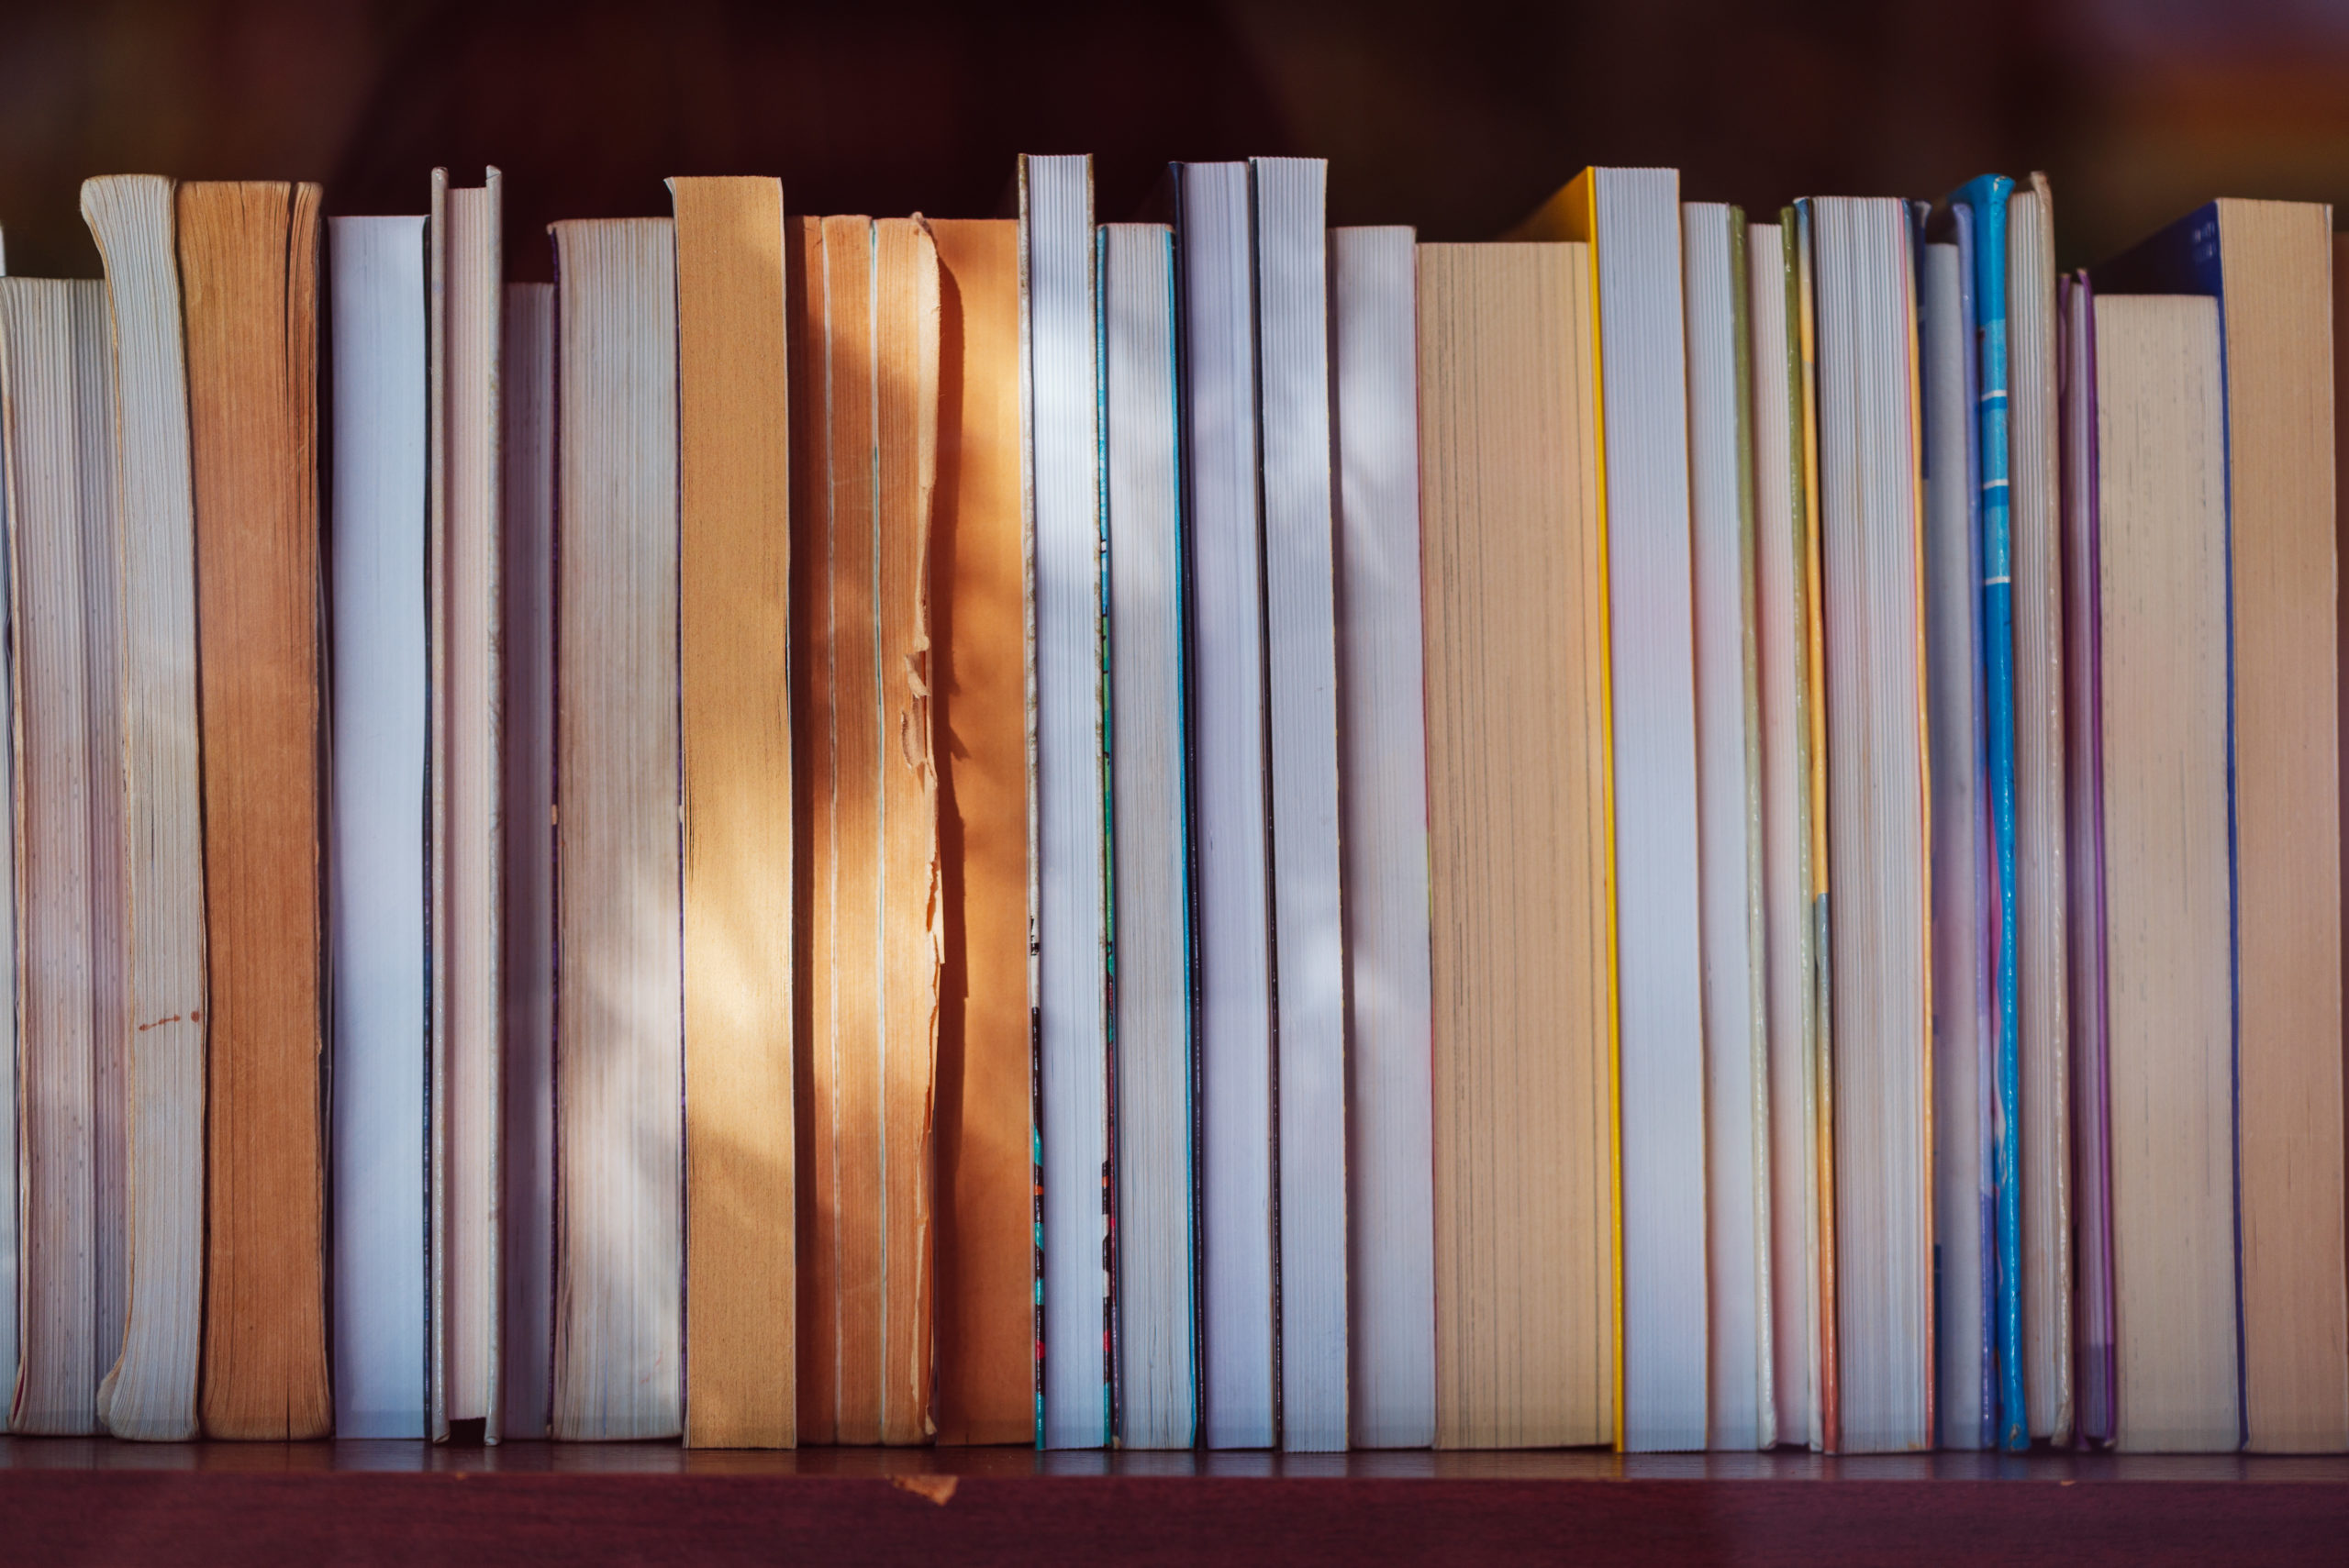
[1683, 202, 1771, 1451]
[327, 215, 429, 1440]
[1252, 155, 1348, 1454]
[1, 276, 126, 1434]
[1805, 195, 1932, 1452]
[1747, 220, 1823, 1451]
[1922, 235, 1995, 1450]
[1589, 168, 1709, 1453]
[1171, 159, 1275, 1451]
[81, 176, 206, 1442]
[549, 218, 683, 1441]
[429, 168, 504, 1440]
[1104, 221, 1196, 1451]
[1330, 225, 1433, 1451]
[498, 282, 556, 1440]
[1024, 153, 1111, 1451]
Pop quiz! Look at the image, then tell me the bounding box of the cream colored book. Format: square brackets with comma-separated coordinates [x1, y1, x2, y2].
[2092, 293, 2239, 1453]
[0, 277, 127, 1436]
[81, 175, 206, 1443]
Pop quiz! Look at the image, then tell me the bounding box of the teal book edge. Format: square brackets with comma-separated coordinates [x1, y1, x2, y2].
[1948, 172, 2027, 1453]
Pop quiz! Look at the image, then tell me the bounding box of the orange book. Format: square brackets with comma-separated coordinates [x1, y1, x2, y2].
[673, 175, 797, 1449]
[791, 216, 941, 1445]
[179, 180, 331, 1441]
[929, 217, 1035, 1446]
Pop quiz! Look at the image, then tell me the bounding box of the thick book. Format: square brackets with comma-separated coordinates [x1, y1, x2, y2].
[672, 175, 796, 1451]
[1252, 155, 1350, 1455]
[2008, 172, 2074, 1449]
[326, 213, 429, 1440]
[1169, 159, 1275, 1451]
[1102, 220, 1197, 1451]
[1418, 239, 1614, 1450]
[928, 217, 1037, 1447]
[1023, 154, 1112, 1451]
[1331, 225, 1435, 1451]
[497, 281, 556, 1440]
[81, 174, 205, 1442]
[789, 215, 941, 1447]
[1802, 195, 1932, 1454]
[1684, 201, 1772, 1451]
[2090, 292, 2240, 1452]
[1, 276, 128, 1435]
[1749, 216, 1825, 1453]
[1520, 166, 1709, 1454]
[181, 180, 331, 1441]
[429, 166, 504, 1443]
[1920, 226, 1996, 1451]
[2097, 198, 2349, 1453]
[549, 217, 683, 1442]
[1946, 172, 2027, 1452]
[2060, 268, 2118, 1447]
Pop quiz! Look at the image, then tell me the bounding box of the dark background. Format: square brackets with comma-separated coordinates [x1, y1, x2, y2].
[0, 0, 2345, 279]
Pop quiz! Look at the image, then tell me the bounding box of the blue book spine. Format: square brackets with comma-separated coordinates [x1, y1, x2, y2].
[1951, 172, 2027, 1453]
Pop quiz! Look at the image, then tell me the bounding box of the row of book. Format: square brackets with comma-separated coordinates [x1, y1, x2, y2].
[0, 157, 2343, 1455]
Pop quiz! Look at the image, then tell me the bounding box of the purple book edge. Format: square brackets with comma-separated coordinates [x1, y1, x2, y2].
[2059, 269, 2120, 1443]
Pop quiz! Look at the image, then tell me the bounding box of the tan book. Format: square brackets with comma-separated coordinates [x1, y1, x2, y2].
[1417, 240, 1613, 1449]
[179, 180, 330, 1441]
[791, 215, 941, 1446]
[928, 217, 1035, 1447]
[82, 174, 206, 1443]
[2093, 293, 2239, 1452]
[2101, 199, 2349, 1451]
[1, 277, 128, 1435]
[671, 175, 796, 1450]
[549, 217, 684, 1442]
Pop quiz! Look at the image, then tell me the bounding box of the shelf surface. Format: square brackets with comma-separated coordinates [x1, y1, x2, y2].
[2, 1440, 2343, 1566]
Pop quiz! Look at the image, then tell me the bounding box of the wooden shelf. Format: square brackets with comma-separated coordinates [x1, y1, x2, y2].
[3, 1440, 2344, 1564]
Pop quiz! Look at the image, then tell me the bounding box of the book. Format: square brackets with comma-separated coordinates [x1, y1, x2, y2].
[497, 280, 556, 1440]
[1330, 225, 1435, 1451]
[429, 166, 504, 1443]
[1, 276, 127, 1435]
[671, 174, 796, 1451]
[181, 180, 330, 1441]
[1418, 239, 1614, 1450]
[1520, 167, 1709, 1454]
[1920, 226, 1996, 1451]
[2060, 268, 2118, 1447]
[1750, 215, 1826, 1452]
[81, 174, 205, 1443]
[1102, 220, 1196, 1451]
[789, 214, 942, 1447]
[549, 217, 683, 1442]
[1684, 200, 1772, 1451]
[1169, 159, 1275, 1451]
[0, 237, 17, 1421]
[2098, 198, 2349, 1454]
[928, 217, 1036, 1447]
[1024, 154, 1112, 1451]
[1252, 155, 1350, 1455]
[2090, 292, 2239, 1453]
[1803, 194, 1932, 1454]
[326, 213, 429, 1440]
[2007, 172, 2074, 1449]
[1946, 172, 2027, 1451]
